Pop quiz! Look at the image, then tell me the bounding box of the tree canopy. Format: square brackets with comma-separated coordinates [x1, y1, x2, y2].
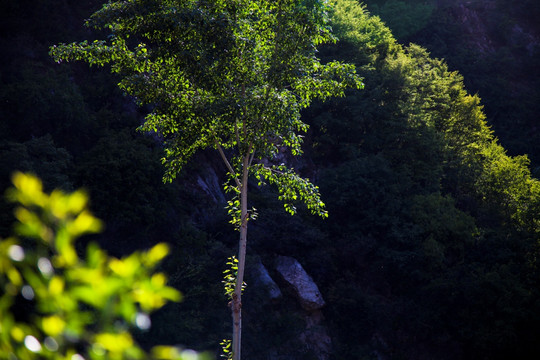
[50, 0, 362, 184]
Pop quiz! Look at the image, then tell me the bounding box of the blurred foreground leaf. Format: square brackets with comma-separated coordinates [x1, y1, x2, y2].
[0, 172, 210, 360]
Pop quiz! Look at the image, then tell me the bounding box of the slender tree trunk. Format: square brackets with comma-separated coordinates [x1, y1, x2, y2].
[232, 153, 250, 360]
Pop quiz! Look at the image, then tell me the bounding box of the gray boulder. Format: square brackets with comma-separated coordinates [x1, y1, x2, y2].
[252, 260, 282, 301]
[275, 256, 325, 311]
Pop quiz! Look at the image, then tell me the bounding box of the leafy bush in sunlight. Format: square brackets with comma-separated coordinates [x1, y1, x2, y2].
[0, 172, 209, 360]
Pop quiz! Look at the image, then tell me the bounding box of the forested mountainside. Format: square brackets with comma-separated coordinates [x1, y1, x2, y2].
[1, 1, 539, 359]
[364, 0, 540, 168]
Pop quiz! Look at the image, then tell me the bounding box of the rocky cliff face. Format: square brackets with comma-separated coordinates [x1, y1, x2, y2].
[446, 0, 496, 53]
[441, 0, 539, 54]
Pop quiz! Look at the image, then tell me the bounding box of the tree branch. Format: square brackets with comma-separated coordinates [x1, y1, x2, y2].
[248, 146, 256, 168]
[216, 140, 241, 188]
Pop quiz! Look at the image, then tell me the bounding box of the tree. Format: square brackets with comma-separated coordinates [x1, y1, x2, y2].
[50, 1, 363, 358]
[0, 172, 207, 360]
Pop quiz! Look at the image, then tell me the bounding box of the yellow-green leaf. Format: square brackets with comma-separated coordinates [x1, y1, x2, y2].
[146, 243, 169, 265]
[42, 315, 66, 336]
[94, 332, 133, 353]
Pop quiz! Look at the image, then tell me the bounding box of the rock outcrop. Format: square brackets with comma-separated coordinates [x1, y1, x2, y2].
[252, 260, 282, 301]
[275, 255, 325, 311]
[196, 165, 225, 204]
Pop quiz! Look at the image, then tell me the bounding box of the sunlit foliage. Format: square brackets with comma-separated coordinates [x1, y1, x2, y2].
[0, 172, 208, 360]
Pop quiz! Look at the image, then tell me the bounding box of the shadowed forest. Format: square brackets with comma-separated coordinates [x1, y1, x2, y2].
[1, 0, 539, 359]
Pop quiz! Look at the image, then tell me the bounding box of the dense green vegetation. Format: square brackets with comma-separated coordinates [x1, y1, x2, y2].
[1, 0, 539, 359]
[307, 2, 540, 358]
